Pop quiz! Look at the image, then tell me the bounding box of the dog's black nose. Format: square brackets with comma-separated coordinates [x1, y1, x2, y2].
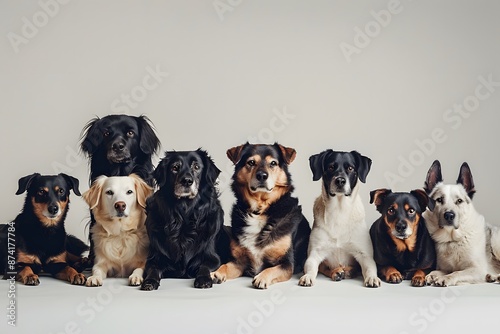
[112, 141, 125, 152]
[444, 211, 455, 222]
[48, 204, 59, 215]
[114, 201, 126, 212]
[335, 177, 346, 187]
[395, 221, 407, 233]
[256, 171, 268, 182]
[181, 177, 194, 187]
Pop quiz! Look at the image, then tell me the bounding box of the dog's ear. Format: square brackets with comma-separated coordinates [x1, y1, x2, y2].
[198, 149, 221, 187]
[424, 160, 443, 194]
[309, 150, 331, 181]
[16, 173, 41, 195]
[136, 115, 161, 155]
[153, 154, 170, 188]
[59, 173, 81, 196]
[82, 176, 106, 210]
[351, 151, 371, 183]
[457, 162, 476, 199]
[130, 174, 154, 209]
[410, 189, 432, 212]
[80, 117, 102, 155]
[275, 143, 297, 165]
[226, 143, 247, 165]
[369, 188, 391, 213]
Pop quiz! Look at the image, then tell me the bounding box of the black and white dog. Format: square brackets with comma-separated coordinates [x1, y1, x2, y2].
[299, 150, 381, 287]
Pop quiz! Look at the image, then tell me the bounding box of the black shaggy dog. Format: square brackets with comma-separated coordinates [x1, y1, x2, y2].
[141, 149, 226, 291]
[80, 114, 161, 267]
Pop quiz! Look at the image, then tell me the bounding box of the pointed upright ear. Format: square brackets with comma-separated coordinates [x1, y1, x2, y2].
[410, 189, 432, 212]
[136, 115, 161, 155]
[369, 188, 392, 213]
[424, 160, 443, 194]
[59, 173, 81, 196]
[309, 150, 331, 181]
[226, 143, 247, 165]
[16, 173, 41, 195]
[79, 117, 101, 156]
[82, 176, 106, 210]
[130, 174, 154, 209]
[457, 162, 476, 199]
[198, 149, 221, 187]
[351, 151, 372, 183]
[276, 143, 297, 165]
[153, 154, 170, 188]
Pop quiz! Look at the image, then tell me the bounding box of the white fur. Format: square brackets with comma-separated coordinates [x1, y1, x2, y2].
[83, 175, 153, 287]
[424, 183, 500, 286]
[299, 180, 380, 287]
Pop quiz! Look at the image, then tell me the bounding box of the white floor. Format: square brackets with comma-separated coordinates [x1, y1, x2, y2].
[1, 272, 498, 334]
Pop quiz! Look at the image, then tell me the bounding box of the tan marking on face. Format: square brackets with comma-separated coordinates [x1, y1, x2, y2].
[384, 211, 420, 253]
[31, 197, 66, 227]
[17, 250, 41, 265]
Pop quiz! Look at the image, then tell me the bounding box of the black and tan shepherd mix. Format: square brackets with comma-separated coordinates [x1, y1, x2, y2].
[369, 189, 436, 287]
[4, 173, 88, 285]
[211, 143, 311, 289]
[141, 149, 225, 290]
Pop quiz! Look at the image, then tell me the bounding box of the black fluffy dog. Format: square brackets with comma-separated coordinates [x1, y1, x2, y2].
[80, 114, 161, 267]
[141, 149, 225, 290]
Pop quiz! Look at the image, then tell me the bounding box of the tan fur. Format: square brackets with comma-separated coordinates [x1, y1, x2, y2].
[16, 266, 39, 285]
[380, 266, 403, 283]
[252, 265, 293, 289]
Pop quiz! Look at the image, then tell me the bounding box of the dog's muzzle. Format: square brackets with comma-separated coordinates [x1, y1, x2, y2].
[45, 203, 61, 219]
[439, 210, 458, 229]
[174, 176, 198, 199]
[328, 176, 351, 196]
[393, 220, 412, 239]
[107, 138, 131, 163]
[250, 170, 273, 192]
[114, 201, 127, 217]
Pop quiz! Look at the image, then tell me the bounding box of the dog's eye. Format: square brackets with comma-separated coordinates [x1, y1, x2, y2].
[171, 165, 179, 173]
[387, 208, 395, 215]
[456, 199, 463, 205]
[103, 130, 110, 137]
[126, 190, 133, 195]
[270, 160, 278, 167]
[193, 163, 200, 171]
[328, 165, 334, 171]
[37, 189, 46, 196]
[105, 190, 114, 195]
[247, 160, 256, 167]
[436, 197, 443, 204]
[408, 208, 415, 215]
[347, 166, 354, 172]
[58, 188, 65, 195]
[127, 130, 135, 137]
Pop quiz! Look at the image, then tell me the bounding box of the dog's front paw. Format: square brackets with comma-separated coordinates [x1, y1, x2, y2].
[85, 275, 103, 287]
[194, 275, 213, 289]
[140, 279, 160, 291]
[364, 276, 381, 288]
[386, 271, 403, 284]
[69, 272, 86, 285]
[252, 273, 272, 289]
[211, 270, 226, 284]
[486, 273, 500, 283]
[433, 275, 456, 287]
[18, 273, 40, 286]
[128, 274, 143, 286]
[298, 274, 315, 287]
[411, 275, 426, 287]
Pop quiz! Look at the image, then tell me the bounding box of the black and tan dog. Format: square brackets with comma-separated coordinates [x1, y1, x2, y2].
[369, 189, 436, 287]
[211, 143, 311, 289]
[8, 173, 88, 285]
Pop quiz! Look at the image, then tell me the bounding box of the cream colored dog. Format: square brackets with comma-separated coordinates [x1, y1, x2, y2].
[83, 174, 153, 287]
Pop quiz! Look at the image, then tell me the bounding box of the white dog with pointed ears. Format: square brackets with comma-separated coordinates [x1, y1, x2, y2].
[423, 160, 500, 286]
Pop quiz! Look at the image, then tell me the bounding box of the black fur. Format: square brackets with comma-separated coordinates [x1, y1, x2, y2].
[1, 173, 88, 284]
[141, 149, 225, 290]
[369, 189, 436, 285]
[80, 114, 161, 267]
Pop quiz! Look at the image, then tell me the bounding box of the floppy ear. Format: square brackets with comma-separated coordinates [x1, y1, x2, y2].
[424, 160, 443, 194]
[369, 188, 392, 213]
[130, 174, 154, 209]
[16, 173, 41, 195]
[351, 151, 371, 183]
[410, 189, 433, 212]
[226, 143, 247, 165]
[276, 143, 297, 165]
[136, 115, 160, 155]
[153, 154, 170, 188]
[198, 149, 221, 187]
[457, 162, 475, 199]
[82, 176, 106, 210]
[80, 117, 102, 155]
[59, 173, 81, 196]
[309, 150, 331, 181]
